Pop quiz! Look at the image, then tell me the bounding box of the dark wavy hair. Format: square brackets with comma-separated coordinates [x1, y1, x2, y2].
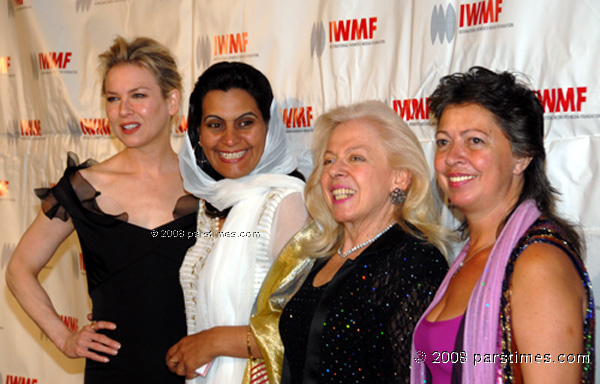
[428, 66, 581, 253]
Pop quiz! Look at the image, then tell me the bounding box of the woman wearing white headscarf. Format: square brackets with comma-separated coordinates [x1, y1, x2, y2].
[167, 62, 308, 384]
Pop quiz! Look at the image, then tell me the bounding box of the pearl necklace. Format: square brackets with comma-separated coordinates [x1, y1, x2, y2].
[337, 223, 395, 258]
[454, 239, 496, 275]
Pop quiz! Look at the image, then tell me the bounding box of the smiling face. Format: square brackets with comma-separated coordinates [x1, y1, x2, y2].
[104, 64, 179, 148]
[434, 103, 530, 218]
[198, 89, 267, 179]
[320, 119, 408, 232]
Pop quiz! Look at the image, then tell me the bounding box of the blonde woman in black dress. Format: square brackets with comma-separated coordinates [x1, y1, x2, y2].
[6, 36, 196, 383]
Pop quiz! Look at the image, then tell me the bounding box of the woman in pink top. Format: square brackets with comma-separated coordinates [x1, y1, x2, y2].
[412, 67, 594, 384]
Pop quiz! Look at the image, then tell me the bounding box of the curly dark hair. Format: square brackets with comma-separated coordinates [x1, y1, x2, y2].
[428, 66, 581, 253]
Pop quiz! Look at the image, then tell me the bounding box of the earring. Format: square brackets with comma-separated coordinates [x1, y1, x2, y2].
[390, 187, 406, 205]
[193, 143, 209, 166]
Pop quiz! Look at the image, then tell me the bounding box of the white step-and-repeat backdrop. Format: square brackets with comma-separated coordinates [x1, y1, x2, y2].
[1, 0, 598, 382]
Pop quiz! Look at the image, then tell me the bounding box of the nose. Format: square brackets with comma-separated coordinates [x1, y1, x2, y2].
[222, 127, 240, 146]
[444, 141, 465, 166]
[327, 158, 347, 178]
[119, 98, 133, 116]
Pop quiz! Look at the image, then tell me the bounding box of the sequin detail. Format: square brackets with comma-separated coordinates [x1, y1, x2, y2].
[500, 218, 595, 383]
[279, 226, 448, 383]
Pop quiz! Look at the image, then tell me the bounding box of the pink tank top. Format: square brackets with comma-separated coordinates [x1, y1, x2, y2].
[413, 314, 464, 384]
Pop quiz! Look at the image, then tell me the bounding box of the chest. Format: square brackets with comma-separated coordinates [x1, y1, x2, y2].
[95, 174, 185, 228]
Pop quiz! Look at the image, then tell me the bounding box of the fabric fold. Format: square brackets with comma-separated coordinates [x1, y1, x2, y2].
[411, 199, 541, 383]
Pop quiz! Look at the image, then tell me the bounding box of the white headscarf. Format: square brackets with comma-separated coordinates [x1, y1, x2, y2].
[178, 99, 303, 208]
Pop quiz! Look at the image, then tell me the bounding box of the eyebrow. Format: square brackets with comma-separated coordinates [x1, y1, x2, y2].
[435, 128, 488, 136]
[203, 111, 258, 123]
[105, 86, 150, 95]
[324, 145, 368, 155]
[346, 146, 368, 152]
[203, 115, 223, 122]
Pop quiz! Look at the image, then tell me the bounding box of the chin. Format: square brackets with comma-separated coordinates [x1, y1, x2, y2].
[448, 198, 473, 212]
[219, 168, 251, 179]
[331, 212, 353, 225]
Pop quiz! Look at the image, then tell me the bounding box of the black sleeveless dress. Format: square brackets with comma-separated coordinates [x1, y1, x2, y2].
[37, 154, 197, 384]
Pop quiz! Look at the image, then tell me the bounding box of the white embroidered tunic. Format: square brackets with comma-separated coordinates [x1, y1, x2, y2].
[180, 190, 306, 384]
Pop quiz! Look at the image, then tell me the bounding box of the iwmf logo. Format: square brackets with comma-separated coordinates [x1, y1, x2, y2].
[431, 4, 456, 44]
[0, 181, 8, 197]
[20, 120, 41, 136]
[0, 56, 10, 74]
[431, 0, 504, 44]
[195, 32, 250, 70]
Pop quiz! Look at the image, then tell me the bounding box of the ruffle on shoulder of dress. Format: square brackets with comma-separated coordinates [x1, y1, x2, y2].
[35, 152, 197, 223]
[173, 194, 200, 219]
[34, 152, 124, 222]
[34, 187, 68, 221]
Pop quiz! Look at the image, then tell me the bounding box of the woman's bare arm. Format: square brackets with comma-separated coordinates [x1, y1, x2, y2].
[510, 242, 586, 384]
[6, 211, 120, 361]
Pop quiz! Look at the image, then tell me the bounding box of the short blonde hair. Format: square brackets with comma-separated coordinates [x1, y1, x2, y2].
[304, 100, 448, 258]
[98, 36, 183, 121]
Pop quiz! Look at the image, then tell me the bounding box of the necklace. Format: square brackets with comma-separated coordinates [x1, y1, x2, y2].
[454, 239, 496, 275]
[213, 216, 223, 233]
[337, 223, 395, 258]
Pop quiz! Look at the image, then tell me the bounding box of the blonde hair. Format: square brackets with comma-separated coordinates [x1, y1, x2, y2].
[304, 100, 449, 258]
[98, 36, 183, 122]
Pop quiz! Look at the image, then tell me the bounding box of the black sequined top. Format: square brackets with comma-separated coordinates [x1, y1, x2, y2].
[279, 224, 448, 384]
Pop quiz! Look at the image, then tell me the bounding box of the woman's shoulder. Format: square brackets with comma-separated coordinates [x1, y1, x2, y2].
[54, 152, 99, 181]
[35, 153, 99, 221]
[263, 189, 306, 223]
[270, 186, 303, 200]
[514, 241, 574, 277]
[510, 217, 588, 297]
[76, 151, 125, 183]
[377, 226, 448, 271]
[405, 239, 449, 275]
[391, 226, 446, 257]
[510, 226, 588, 324]
[524, 216, 566, 237]
[271, 189, 304, 208]
[517, 217, 578, 259]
